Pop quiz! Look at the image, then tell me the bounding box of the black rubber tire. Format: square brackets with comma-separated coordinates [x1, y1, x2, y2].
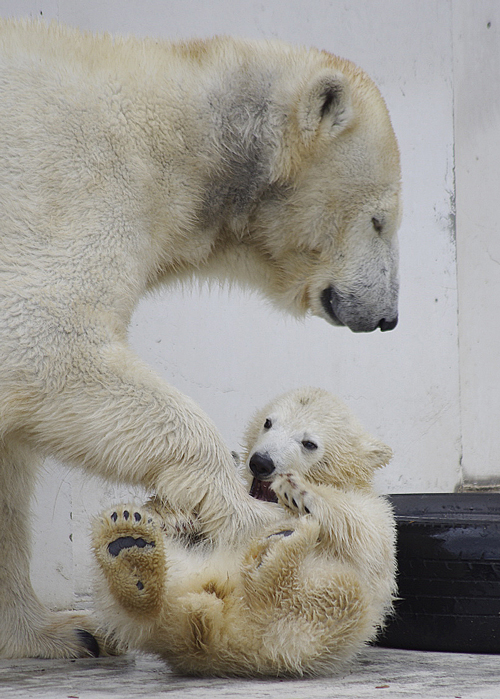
[377, 493, 500, 654]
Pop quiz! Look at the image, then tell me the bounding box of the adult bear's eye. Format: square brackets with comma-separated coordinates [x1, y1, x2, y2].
[302, 440, 318, 451]
[264, 418, 272, 429]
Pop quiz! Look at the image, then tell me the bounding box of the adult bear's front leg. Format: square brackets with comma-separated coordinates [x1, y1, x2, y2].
[27, 340, 278, 545]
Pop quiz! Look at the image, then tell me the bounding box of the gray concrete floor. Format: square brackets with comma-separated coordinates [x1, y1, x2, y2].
[0, 647, 499, 698]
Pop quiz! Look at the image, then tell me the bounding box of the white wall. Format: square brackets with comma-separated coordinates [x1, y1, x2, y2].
[0, 0, 497, 608]
[453, 1, 500, 488]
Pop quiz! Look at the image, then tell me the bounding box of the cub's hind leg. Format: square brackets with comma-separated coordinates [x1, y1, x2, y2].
[92, 505, 166, 617]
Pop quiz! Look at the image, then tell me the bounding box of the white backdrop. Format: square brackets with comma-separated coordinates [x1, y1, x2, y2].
[0, 0, 498, 608]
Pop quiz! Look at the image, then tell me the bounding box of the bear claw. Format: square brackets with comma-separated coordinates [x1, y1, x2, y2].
[76, 629, 100, 658]
[267, 529, 295, 539]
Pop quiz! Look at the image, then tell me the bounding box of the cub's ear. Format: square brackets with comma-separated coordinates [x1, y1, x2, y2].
[363, 436, 393, 470]
[297, 71, 353, 144]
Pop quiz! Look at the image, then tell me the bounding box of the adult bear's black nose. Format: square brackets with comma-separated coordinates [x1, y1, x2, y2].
[378, 315, 398, 331]
[249, 452, 275, 479]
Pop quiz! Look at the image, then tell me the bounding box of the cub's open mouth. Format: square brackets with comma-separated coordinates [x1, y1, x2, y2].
[249, 478, 278, 503]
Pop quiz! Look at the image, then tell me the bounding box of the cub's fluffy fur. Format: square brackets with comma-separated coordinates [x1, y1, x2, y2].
[92, 388, 396, 677]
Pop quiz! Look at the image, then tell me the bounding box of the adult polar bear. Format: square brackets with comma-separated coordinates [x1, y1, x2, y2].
[0, 19, 401, 658]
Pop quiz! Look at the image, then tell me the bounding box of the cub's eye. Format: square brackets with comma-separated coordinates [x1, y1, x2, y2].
[264, 418, 272, 429]
[372, 217, 383, 234]
[301, 440, 318, 451]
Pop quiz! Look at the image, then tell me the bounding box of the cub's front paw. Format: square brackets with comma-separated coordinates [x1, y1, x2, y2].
[272, 474, 316, 516]
[243, 517, 321, 580]
[92, 505, 165, 616]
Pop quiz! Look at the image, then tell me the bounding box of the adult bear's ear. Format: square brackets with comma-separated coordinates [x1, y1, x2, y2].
[297, 71, 353, 145]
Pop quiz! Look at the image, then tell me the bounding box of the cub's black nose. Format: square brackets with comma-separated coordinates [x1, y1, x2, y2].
[378, 315, 398, 331]
[249, 452, 275, 479]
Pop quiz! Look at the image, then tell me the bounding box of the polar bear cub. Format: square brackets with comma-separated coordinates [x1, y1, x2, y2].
[92, 388, 396, 677]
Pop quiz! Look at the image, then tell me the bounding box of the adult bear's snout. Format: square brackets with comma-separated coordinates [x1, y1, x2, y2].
[320, 285, 398, 333]
[249, 452, 275, 479]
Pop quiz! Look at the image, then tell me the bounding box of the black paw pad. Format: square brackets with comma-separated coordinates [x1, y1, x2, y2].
[107, 536, 155, 557]
[76, 629, 100, 658]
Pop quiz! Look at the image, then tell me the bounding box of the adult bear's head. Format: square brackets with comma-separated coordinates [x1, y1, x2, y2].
[195, 41, 401, 332]
[233, 49, 402, 333]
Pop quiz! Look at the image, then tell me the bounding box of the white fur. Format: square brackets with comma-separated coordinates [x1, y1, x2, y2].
[0, 19, 401, 657]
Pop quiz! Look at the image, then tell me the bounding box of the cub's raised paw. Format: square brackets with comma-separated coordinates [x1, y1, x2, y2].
[92, 505, 165, 616]
[272, 473, 316, 516]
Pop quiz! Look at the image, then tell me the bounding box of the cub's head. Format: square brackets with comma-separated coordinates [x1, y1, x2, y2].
[242, 387, 392, 501]
[249, 50, 402, 333]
